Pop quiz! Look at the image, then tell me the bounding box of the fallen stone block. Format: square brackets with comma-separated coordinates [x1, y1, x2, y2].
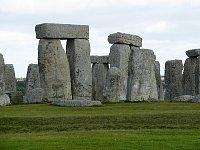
[0, 94, 10, 106]
[52, 99, 102, 107]
[192, 94, 200, 103]
[173, 95, 194, 102]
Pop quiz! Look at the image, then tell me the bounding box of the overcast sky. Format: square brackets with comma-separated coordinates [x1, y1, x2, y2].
[1, 0, 200, 77]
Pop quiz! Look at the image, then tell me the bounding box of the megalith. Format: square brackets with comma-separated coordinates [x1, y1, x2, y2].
[0, 53, 5, 95]
[4, 64, 16, 93]
[108, 32, 142, 100]
[155, 61, 164, 100]
[164, 60, 183, 100]
[91, 56, 109, 101]
[103, 67, 122, 102]
[35, 23, 89, 39]
[38, 39, 72, 101]
[24, 64, 44, 103]
[67, 39, 92, 100]
[127, 48, 158, 101]
[182, 49, 200, 95]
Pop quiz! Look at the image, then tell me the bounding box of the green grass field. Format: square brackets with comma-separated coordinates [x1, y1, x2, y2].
[1, 102, 200, 149]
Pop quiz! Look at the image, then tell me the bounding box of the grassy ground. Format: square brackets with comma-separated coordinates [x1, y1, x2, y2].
[1, 102, 200, 149]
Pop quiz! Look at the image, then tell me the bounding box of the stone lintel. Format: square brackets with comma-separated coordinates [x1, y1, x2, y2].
[35, 23, 89, 39]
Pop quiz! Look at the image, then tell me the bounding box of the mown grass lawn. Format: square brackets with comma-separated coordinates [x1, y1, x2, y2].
[0, 102, 200, 149]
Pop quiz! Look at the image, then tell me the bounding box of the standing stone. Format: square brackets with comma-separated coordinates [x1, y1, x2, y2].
[24, 64, 43, 103]
[67, 39, 92, 100]
[127, 48, 158, 101]
[155, 61, 164, 100]
[4, 64, 16, 93]
[109, 44, 132, 100]
[38, 39, 72, 101]
[0, 54, 5, 95]
[92, 63, 109, 101]
[25, 88, 44, 103]
[103, 67, 122, 102]
[25, 64, 40, 92]
[182, 56, 200, 96]
[164, 60, 183, 100]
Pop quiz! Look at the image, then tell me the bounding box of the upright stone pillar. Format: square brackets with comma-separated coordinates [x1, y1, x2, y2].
[182, 49, 200, 95]
[155, 61, 164, 100]
[25, 64, 40, 92]
[0, 54, 5, 95]
[4, 64, 16, 93]
[91, 56, 109, 101]
[24, 64, 44, 103]
[67, 39, 92, 100]
[38, 39, 72, 101]
[127, 48, 158, 101]
[164, 60, 183, 100]
[108, 32, 142, 100]
[103, 67, 122, 102]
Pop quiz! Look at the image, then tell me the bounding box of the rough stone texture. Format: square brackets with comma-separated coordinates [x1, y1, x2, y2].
[4, 64, 16, 93]
[8, 91, 23, 104]
[127, 48, 158, 101]
[109, 44, 132, 100]
[155, 61, 164, 100]
[92, 63, 109, 101]
[67, 39, 92, 100]
[103, 67, 122, 102]
[186, 49, 200, 57]
[0, 54, 5, 95]
[164, 60, 183, 100]
[38, 39, 72, 101]
[52, 99, 102, 107]
[108, 32, 142, 47]
[35, 23, 89, 39]
[25, 88, 44, 103]
[90, 55, 109, 64]
[0, 94, 10, 106]
[192, 94, 200, 103]
[25, 64, 40, 92]
[173, 95, 194, 102]
[182, 57, 200, 96]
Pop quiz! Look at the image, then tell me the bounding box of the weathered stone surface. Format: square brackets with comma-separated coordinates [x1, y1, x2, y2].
[25, 88, 44, 103]
[155, 61, 164, 100]
[186, 49, 200, 57]
[108, 32, 142, 47]
[52, 99, 102, 107]
[90, 55, 109, 64]
[92, 63, 109, 101]
[0, 54, 5, 95]
[25, 64, 40, 92]
[182, 57, 200, 95]
[38, 39, 72, 101]
[4, 64, 16, 93]
[173, 95, 194, 102]
[192, 94, 200, 103]
[164, 60, 183, 100]
[103, 67, 122, 102]
[67, 39, 92, 100]
[127, 48, 158, 101]
[35, 23, 89, 39]
[8, 91, 23, 104]
[0, 94, 10, 106]
[109, 44, 132, 100]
